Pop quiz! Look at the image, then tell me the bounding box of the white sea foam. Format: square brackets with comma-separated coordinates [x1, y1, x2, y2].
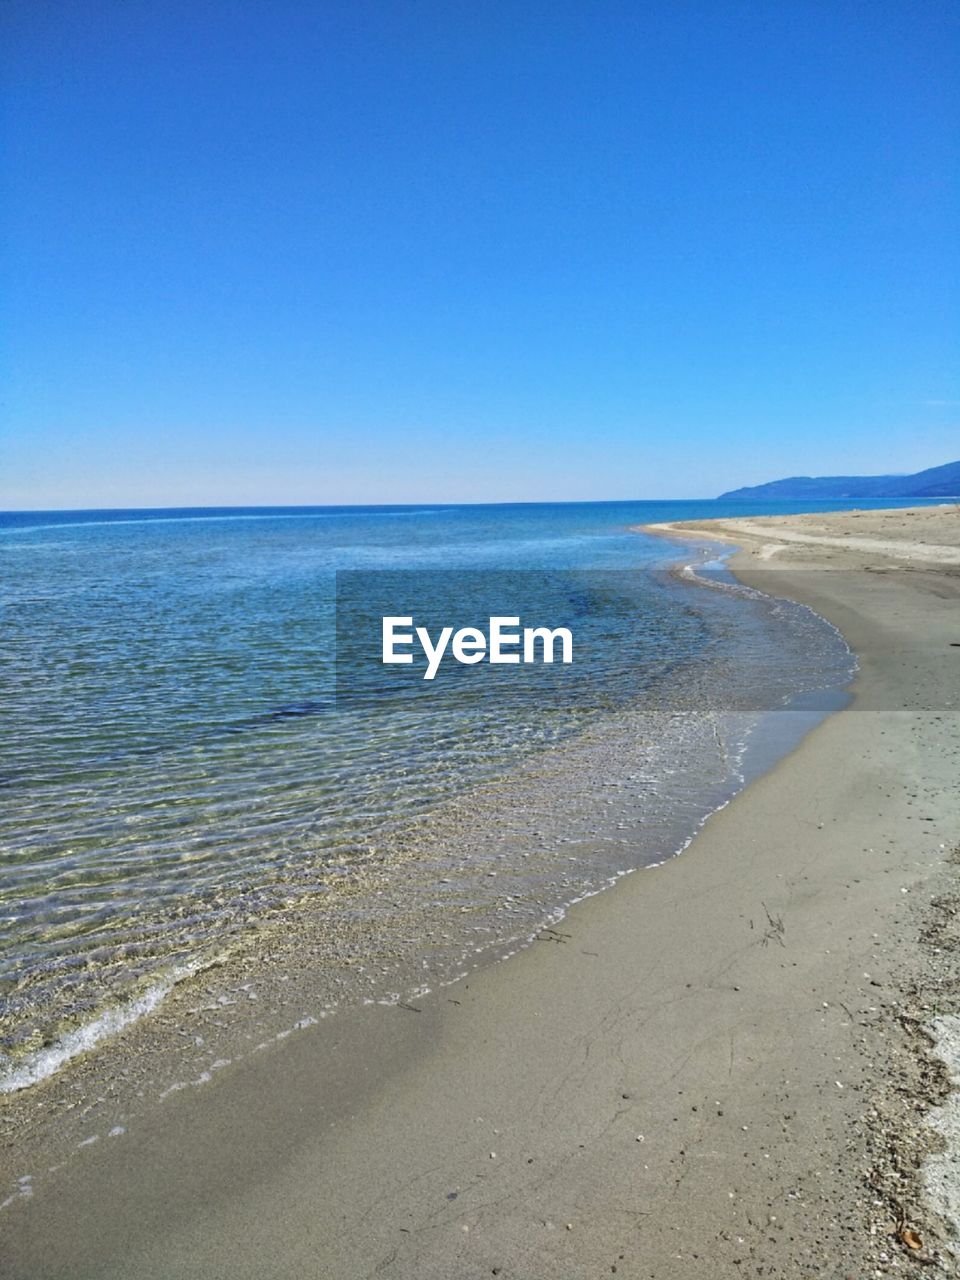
[0, 961, 201, 1096]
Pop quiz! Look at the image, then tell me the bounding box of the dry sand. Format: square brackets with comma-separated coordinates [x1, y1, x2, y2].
[644, 504, 960, 566]
[3, 505, 960, 1279]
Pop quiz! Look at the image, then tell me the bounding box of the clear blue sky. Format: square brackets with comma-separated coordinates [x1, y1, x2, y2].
[2, 0, 958, 507]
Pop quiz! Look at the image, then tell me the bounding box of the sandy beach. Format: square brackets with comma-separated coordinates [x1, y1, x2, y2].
[4, 505, 960, 1279]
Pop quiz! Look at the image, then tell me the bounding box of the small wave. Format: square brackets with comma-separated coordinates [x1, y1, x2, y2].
[0, 960, 201, 1095]
[0, 508, 454, 536]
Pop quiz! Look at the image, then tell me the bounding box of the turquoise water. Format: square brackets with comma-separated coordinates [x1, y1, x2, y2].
[0, 498, 930, 1082]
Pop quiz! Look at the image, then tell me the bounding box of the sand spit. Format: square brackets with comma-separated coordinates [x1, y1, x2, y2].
[638, 502, 960, 566]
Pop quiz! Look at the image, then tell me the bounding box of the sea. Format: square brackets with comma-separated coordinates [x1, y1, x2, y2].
[0, 499, 931, 1099]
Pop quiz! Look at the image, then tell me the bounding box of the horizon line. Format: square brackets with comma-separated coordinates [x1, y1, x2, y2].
[1, 497, 728, 515]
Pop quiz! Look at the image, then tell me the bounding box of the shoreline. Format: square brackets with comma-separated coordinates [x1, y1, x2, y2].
[0, 542, 849, 1108]
[4, 506, 960, 1278]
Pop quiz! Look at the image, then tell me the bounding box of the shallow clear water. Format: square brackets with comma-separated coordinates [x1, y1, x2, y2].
[0, 498, 924, 1081]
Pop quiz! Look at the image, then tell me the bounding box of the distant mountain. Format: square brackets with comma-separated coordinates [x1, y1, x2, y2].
[718, 459, 960, 502]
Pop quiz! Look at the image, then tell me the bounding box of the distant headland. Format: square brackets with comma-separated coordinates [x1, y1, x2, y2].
[718, 458, 960, 502]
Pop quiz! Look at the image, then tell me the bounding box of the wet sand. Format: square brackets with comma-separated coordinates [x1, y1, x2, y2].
[3, 505, 960, 1278]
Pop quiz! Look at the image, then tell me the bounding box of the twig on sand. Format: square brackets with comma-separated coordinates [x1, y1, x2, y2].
[535, 927, 571, 944]
[760, 902, 785, 948]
